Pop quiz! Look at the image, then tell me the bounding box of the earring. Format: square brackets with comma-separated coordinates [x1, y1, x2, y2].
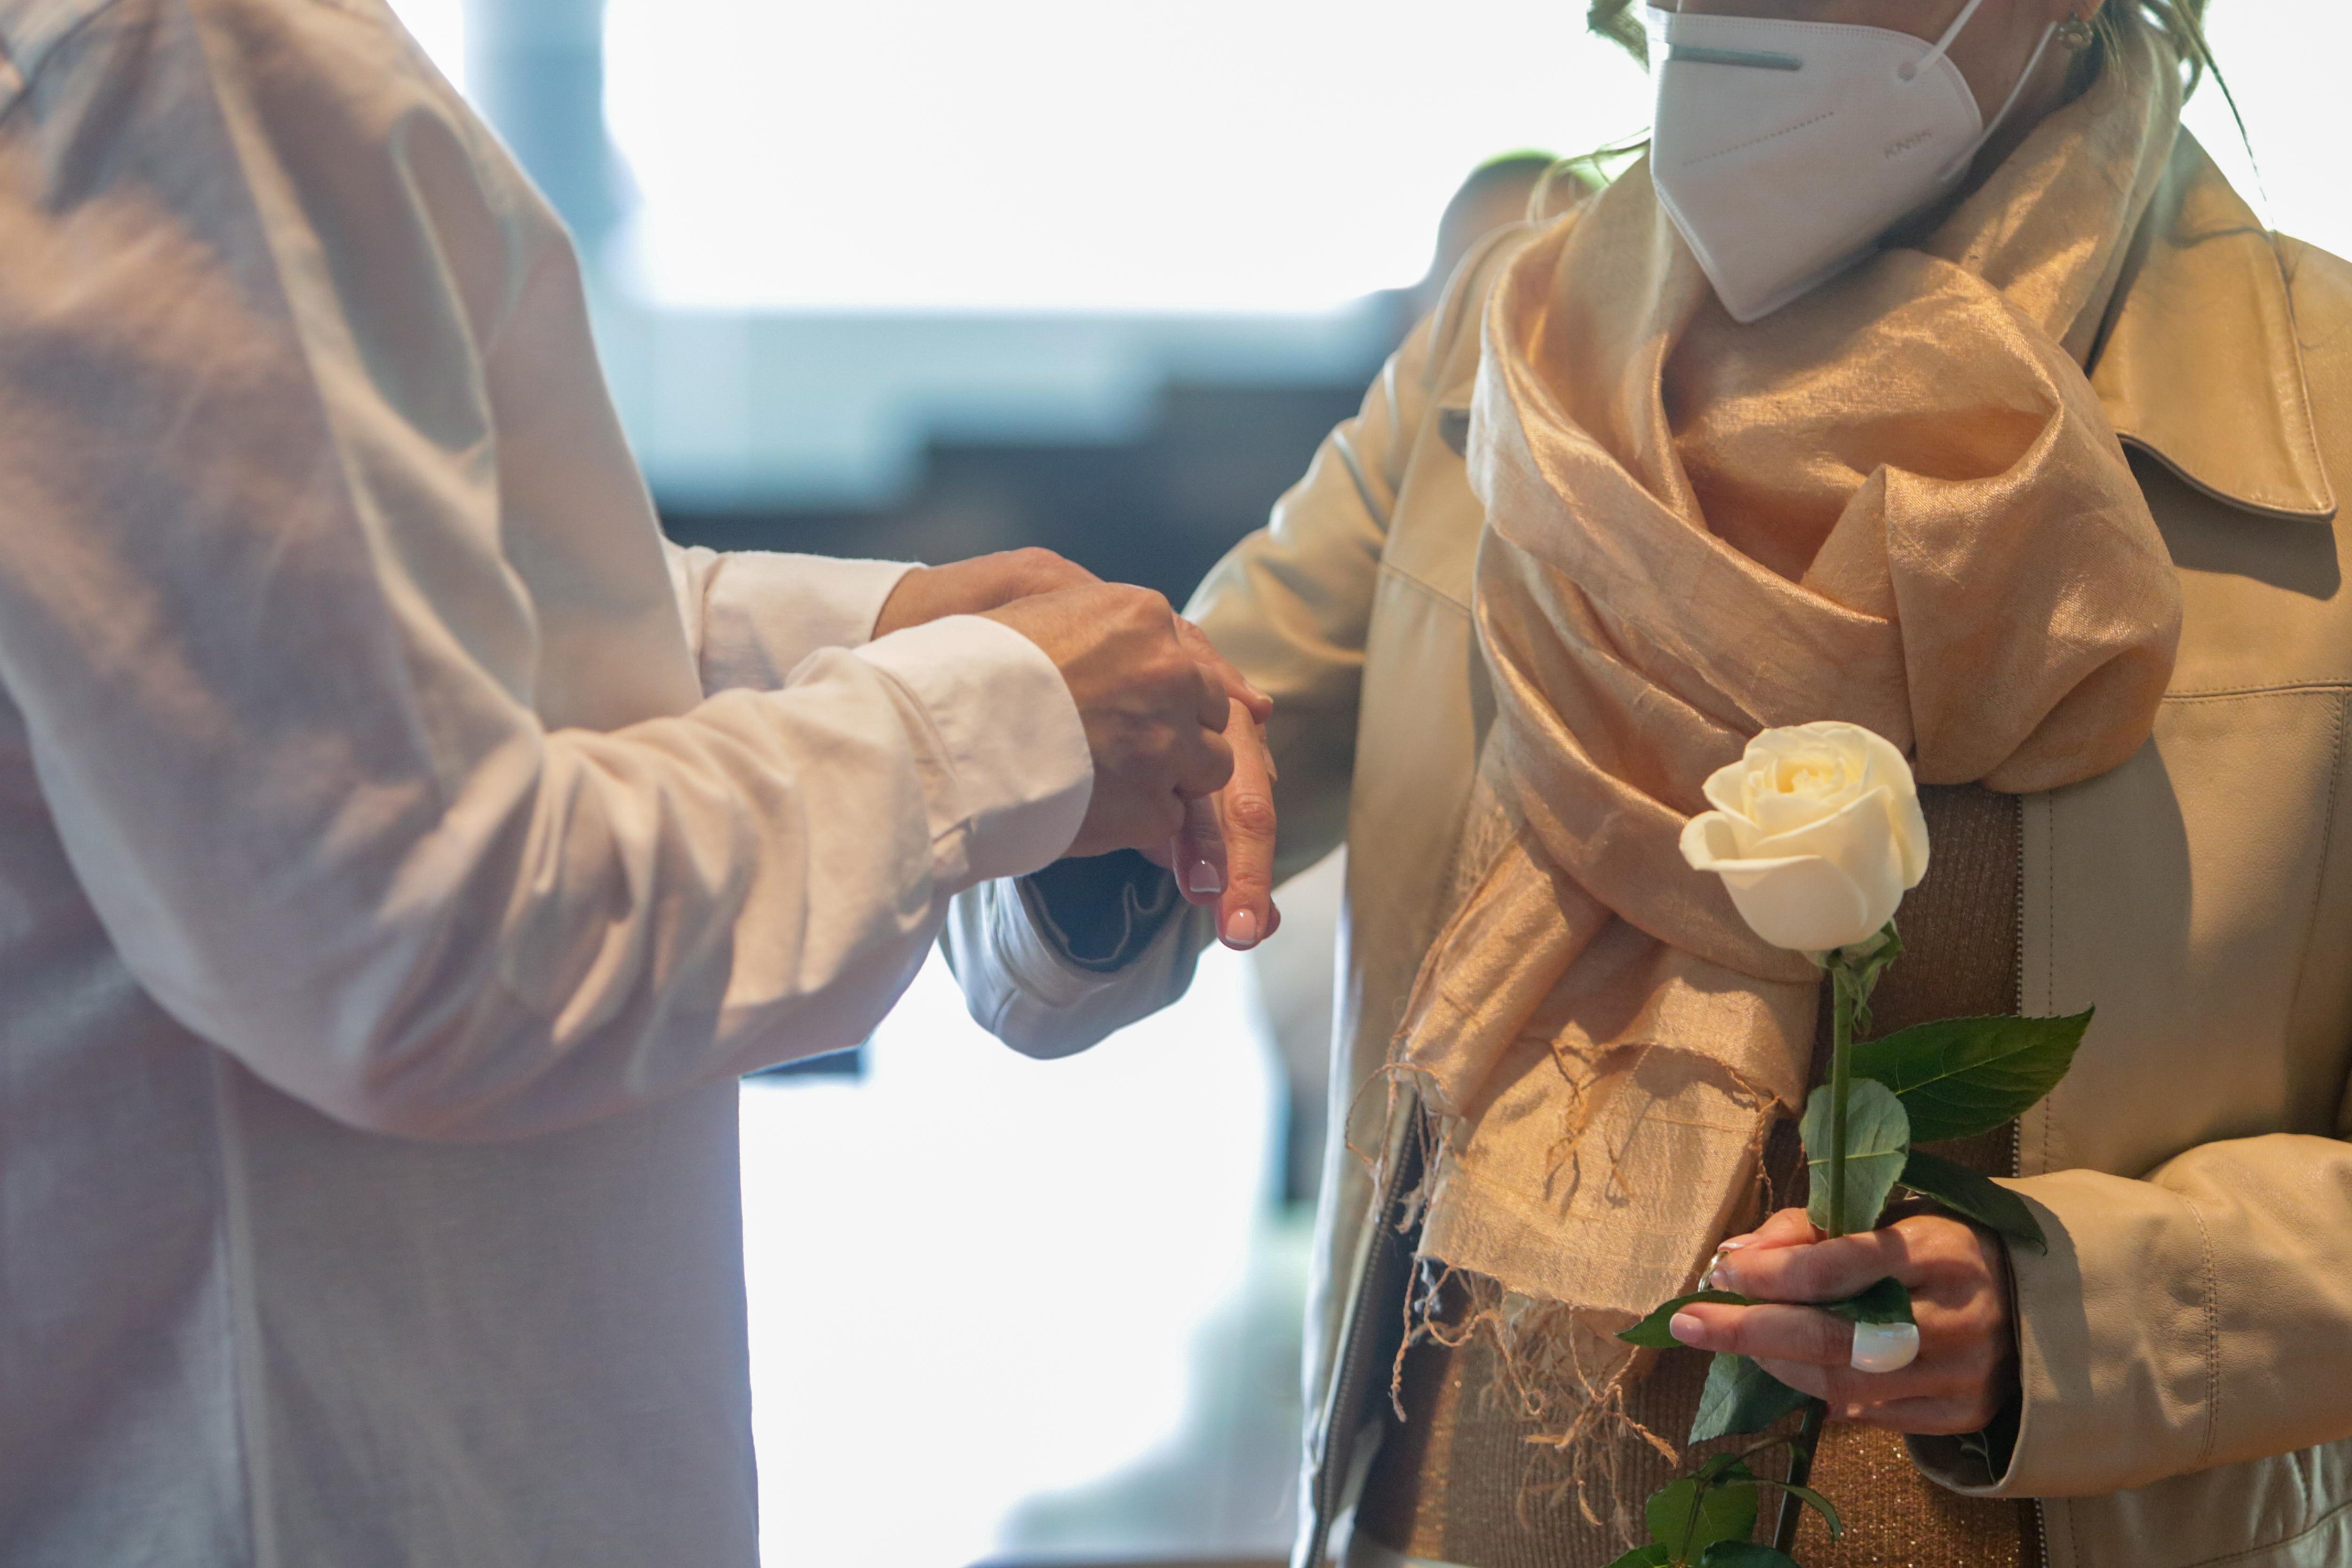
[2056, 13, 2097, 48]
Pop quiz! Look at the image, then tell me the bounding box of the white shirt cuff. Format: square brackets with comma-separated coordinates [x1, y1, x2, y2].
[688, 550, 915, 692]
[853, 615, 1092, 889]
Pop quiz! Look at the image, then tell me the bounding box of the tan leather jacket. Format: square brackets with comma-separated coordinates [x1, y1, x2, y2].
[949, 133, 2352, 1568]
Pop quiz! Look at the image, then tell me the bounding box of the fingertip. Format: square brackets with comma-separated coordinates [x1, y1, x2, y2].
[1223, 907, 1261, 950]
[1753, 1208, 1826, 1248]
[1667, 1312, 1709, 1348]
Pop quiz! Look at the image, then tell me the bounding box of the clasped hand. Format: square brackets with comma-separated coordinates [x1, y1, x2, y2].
[1666, 1205, 2020, 1436]
[876, 549, 1280, 949]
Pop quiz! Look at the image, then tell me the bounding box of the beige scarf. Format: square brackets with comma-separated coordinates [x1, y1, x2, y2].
[1394, 29, 2185, 1429]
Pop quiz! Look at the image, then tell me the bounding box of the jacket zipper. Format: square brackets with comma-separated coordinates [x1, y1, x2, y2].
[1302, 1102, 1423, 1568]
[2014, 792, 2050, 1566]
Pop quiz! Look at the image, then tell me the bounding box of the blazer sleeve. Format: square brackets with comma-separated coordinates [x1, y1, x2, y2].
[1914, 1135, 2352, 1497]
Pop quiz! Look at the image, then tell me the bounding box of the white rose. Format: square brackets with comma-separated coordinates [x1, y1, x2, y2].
[1678, 722, 1930, 955]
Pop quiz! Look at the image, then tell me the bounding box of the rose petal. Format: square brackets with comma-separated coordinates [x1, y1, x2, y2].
[1748, 787, 1908, 938]
[1825, 725, 1929, 887]
[1711, 852, 1878, 952]
[1889, 780, 1931, 889]
[1747, 758, 1868, 840]
[1679, 810, 1751, 870]
[1700, 756, 1757, 822]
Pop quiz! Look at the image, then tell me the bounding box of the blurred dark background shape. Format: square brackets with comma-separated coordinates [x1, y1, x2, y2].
[661, 376, 1370, 607]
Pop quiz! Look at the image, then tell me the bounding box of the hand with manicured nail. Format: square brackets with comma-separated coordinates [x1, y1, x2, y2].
[1167, 698, 1281, 950]
[1667, 1205, 2019, 1436]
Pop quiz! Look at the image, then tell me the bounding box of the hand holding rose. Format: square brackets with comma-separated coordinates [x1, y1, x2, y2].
[1667, 1205, 2020, 1437]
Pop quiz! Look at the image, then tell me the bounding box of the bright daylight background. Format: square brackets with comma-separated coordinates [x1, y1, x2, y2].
[382, 3, 2350, 1566]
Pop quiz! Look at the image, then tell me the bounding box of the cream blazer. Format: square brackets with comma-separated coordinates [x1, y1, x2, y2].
[955, 133, 2352, 1568]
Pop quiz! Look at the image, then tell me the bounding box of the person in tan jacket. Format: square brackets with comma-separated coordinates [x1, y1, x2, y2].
[949, 1, 2352, 1565]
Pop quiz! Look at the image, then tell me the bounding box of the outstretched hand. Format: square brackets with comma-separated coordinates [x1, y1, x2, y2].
[1666, 1205, 2019, 1437]
[1162, 700, 1282, 950]
[1156, 618, 1279, 951]
[895, 549, 1281, 945]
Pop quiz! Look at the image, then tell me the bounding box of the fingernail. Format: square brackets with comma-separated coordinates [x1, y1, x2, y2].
[1186, 861, 1224, 894]
[1668, 1313, 1707, 1347]
[1703, 1240, 1748, 1290]
[1226, 909, 1260, 949]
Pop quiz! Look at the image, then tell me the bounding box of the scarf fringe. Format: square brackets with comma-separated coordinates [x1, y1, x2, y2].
[1363, 1045, 1789, 1534]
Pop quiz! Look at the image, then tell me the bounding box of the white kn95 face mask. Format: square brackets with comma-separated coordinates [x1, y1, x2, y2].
[1644, 0, 2057, 324]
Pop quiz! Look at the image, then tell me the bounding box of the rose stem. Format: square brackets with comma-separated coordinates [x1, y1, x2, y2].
[1778, 951, 1862, 1552]
[1827, 950, 1860, 1240]
[1773, 1402, 1829, 1552]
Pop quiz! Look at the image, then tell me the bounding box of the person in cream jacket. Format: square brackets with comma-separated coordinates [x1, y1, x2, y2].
[951, 4, 2352, 1564]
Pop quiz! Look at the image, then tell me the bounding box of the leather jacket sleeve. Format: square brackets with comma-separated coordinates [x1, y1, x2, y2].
[1915, 1133, 2352, 1498]
[945, 309, 1445, 1058]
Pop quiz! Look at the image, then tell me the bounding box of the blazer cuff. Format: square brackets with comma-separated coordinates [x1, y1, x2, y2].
[1910, 1169, 2214, 1499]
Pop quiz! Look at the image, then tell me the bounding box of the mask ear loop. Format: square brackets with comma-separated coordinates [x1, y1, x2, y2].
[1981, 23, 2061, 132]
[1899, 0, 1992, 81]
[1930, 18, 2060, 176]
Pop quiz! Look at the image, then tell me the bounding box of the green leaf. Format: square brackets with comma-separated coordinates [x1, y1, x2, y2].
[1689, 1353, 1812, 1443]
[1604, 1548, 1671, 1568]
[1694, 1451, 1754, 1484]
[1898, 1150, 2048, 1251]
[1832, 921, 1905, 1036]
[1761, 1481, 1843, 1540]
[1701, 1545, 1803, 1568]
[1618, 1290, 1754, 1348]
[1821, 1275, 1914, 1327]
[1648, 1466, 1758, 1561]
[1850, 1011, 2092, 1143]
[1801, 1080, 1912, 1234]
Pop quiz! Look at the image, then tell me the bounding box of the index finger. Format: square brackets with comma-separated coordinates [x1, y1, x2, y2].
[1214, 705, 1280, 950]
[1713, 1224, 1924, 1305]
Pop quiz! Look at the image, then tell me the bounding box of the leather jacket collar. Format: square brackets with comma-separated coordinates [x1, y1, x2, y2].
[2092, 130, 2339, 523]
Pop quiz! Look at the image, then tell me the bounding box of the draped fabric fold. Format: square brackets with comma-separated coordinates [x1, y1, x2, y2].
[1391, 29, 2186, 1428]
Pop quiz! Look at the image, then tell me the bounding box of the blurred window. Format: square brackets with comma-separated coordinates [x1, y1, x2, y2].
[395, 1, 2352, 308]
[393, 0, 465, 91]
[741, 950, 1295, 1568]
[599, 0, 1648, 312]
[2179, 4, 2352, 266]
